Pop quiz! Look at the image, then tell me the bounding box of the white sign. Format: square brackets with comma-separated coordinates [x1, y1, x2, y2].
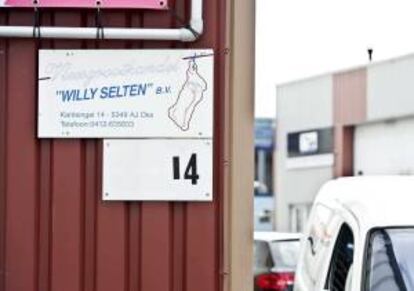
[299, 131, 318, 154]
[38, 49, 214, 138]
[103, 139, 213, 201]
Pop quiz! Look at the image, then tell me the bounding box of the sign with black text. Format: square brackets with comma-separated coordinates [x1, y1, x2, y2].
[103, 139, 213, 201]
[38, 49, 214, 138]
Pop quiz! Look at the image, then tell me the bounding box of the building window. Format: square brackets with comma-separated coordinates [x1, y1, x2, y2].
[287, 128, 333, 158]
[254, 148, 274, 196]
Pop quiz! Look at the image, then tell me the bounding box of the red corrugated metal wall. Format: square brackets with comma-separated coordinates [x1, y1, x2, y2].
[0, 1, 227, 291]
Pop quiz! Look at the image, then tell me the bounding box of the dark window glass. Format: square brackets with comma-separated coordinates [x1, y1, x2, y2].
[287, 128, 333, 157]
[254, 149, 258, 181]
[326, 224, 355, 291]
[265, 150, 273, 194]
[366, 228, 414, 291]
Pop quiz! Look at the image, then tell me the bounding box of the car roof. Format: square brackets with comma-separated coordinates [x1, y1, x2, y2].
[254, 231, 302, 242]
[316, 176, 414, 230]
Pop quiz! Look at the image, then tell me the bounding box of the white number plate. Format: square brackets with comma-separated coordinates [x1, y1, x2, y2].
[103, 139, 213, 201]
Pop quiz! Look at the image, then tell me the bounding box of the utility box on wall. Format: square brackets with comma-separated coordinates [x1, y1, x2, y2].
[0, 0, 255, 290]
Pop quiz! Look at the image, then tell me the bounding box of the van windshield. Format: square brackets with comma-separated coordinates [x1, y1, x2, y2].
[366, 228, 414, 291]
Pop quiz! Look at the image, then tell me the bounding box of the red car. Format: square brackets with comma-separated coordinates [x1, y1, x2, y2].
[254, 232, 301, 291]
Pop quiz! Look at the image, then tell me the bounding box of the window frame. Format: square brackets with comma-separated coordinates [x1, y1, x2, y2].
[362, 226, 414, 291]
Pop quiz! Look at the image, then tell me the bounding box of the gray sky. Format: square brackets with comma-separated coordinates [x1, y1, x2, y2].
[255, 0, 414, 118]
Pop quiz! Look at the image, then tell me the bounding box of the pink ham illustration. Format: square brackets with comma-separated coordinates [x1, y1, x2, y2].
[168, 60, 208, 131]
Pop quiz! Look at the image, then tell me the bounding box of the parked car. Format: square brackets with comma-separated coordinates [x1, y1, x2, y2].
[254, 231, 302, 291]
[294, 176, 414, 291]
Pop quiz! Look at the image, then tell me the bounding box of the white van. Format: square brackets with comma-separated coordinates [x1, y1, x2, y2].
[294, 176, 414, 291]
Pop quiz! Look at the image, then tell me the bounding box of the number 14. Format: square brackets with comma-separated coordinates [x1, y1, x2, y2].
[172, 154, 200, 185]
